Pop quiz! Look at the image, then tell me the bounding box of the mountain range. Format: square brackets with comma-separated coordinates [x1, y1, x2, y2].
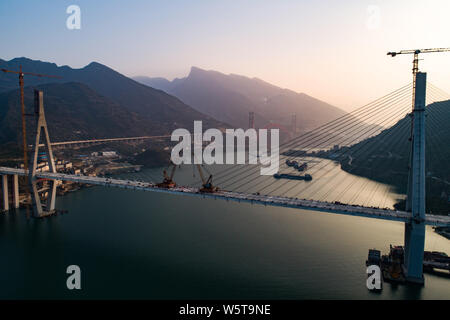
[0, 82, 170, 144]
[0, 58, 352, 149]
[134, 67, 347, 132]
[0, 57, 225, 145]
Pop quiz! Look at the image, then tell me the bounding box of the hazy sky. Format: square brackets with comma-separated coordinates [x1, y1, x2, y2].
[1, 0, 450, 110]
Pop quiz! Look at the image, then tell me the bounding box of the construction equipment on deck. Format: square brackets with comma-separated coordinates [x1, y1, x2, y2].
[196, 164, 218, 193]
[157, 162, 177, 188]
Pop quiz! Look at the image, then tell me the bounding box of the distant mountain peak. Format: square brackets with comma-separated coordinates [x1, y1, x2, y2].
[9, 57, 34, 63]
[189, 66, 207, 76]
[190, 66, 204, 72]
[0, 56, 226, 134]
[188, 66, 226, 78]
[5, 57, 58, 69]
[134, 66, 347, 132]
[85, 61, 103, 67]
[83, 61, 114, 72]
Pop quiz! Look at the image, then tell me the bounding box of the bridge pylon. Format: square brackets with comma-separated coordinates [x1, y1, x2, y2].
[29, 90, 58, 218]
[404, 72, 427, 283]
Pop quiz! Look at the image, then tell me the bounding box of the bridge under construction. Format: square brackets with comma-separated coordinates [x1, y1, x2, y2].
[1, 166, 449, 227]
[1, 48, 450, 284]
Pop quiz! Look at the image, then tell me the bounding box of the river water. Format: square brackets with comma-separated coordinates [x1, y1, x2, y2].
[0, 164, 449, 299]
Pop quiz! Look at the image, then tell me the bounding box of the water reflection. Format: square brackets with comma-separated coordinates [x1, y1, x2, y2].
[0, 166, 448, 299]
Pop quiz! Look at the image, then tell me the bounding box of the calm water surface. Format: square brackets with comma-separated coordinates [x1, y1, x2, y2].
[0, 165, 449, 299]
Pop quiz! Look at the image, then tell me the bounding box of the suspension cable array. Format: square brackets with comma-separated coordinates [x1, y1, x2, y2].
[8, 82, 449, 211]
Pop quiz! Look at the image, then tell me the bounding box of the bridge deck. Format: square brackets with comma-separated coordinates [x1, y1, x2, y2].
[1, 166, 449, 227]
[38, 135, 172, 147]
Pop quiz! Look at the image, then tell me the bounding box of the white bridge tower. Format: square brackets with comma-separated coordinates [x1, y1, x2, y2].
[29, 90, 58, 218]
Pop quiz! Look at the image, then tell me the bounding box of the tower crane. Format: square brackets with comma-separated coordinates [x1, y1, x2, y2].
[387, 48, 450, 75]
[1, 66, 61, 217]
[387, 48, 450, 107]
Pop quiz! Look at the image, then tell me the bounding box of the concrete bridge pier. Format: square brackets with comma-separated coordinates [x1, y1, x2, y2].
[2, 175, 9, 212]
[404, 72, 427, 284]
[13, 174, 19, 209]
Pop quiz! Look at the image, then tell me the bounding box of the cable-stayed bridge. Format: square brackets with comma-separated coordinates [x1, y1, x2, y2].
[1, 166, 449, 227]
[1, 65, 450, 283]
